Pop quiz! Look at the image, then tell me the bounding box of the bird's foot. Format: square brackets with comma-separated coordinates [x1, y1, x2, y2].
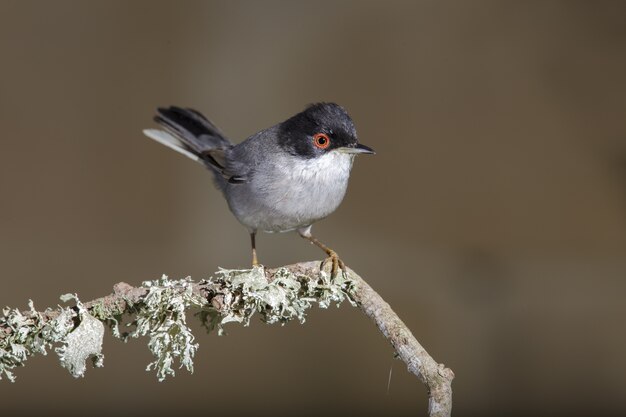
[320, 250, 347, 279]
[251, 250, 260, 268]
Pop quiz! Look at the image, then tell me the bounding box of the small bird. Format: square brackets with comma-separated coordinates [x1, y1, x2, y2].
[143, 103, 374, 276]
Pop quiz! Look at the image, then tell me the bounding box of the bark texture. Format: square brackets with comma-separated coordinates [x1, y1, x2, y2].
[289, 262, 454, 417]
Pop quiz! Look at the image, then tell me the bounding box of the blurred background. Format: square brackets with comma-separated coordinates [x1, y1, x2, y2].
[1, 1, 625, 416]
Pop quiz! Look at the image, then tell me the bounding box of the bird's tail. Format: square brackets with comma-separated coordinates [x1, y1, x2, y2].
[143, 106, 233, 178]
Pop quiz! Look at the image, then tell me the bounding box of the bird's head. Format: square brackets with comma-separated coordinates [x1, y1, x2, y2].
[278, 102, 375, 159]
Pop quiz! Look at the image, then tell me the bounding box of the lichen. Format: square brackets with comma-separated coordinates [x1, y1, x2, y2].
[0, 266, 355, 382]
[123, 275, 206, 381]
[200, 266, 355, 333]
[0, 298, 82, 381]
[56, 294, 105, 378]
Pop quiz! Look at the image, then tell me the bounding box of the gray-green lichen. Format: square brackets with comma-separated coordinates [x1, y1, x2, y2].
[0, 266, 354, 382]
[56, 294, 105, 378]
[123, 275, 205, 381]
[202, 266, 355, 333]
[0, 298, 83, 381]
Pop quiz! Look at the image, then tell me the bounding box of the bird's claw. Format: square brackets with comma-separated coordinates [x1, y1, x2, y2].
[320, 250, 347, 279]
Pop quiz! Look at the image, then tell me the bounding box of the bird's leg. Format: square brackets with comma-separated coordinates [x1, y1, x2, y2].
[250, 231, 259, 267]
[307, 235, 346, 277]
[298, 228, 345, 277]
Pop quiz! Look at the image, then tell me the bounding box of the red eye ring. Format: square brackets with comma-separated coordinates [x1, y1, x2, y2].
[313, 133, 330, 149]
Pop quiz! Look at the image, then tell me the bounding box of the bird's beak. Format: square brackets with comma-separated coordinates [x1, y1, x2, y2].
[337, 143, 376, 155]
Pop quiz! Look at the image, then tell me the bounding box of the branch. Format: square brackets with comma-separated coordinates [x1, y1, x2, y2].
[0, 261, 454, 417]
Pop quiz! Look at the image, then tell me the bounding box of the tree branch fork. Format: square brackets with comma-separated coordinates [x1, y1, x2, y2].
[0, 261, 454, 417]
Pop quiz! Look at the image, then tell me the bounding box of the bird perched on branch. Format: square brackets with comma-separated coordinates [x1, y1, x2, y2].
[143, 103, 374, 276]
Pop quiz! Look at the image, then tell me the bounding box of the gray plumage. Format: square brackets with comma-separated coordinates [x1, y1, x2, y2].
[224, 124, 354, 233]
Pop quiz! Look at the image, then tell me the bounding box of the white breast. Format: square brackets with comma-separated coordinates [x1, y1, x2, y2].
[228, 151, 355, 232]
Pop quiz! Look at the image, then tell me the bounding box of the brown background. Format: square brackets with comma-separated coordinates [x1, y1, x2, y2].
[1, 1, 625, 416]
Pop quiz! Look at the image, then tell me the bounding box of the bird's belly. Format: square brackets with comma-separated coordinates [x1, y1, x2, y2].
[227, 179, 348, 232]
[226, 153, 353, 232]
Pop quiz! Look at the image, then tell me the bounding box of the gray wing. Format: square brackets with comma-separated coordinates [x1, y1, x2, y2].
[224, 125, 281, 185]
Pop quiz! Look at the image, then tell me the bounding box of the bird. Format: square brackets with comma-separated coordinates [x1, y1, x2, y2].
[143, 102, 374, 276]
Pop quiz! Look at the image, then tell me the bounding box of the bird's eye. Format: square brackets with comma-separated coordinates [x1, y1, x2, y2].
[313, 133, 330, 149]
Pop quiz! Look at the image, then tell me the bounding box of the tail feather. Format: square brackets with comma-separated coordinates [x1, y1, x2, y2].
[154, 106, 231, 155]
[142, 129, 200, 162]
[144, 106, 233, 173]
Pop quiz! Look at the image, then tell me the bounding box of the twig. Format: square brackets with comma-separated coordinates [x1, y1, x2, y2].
[0, 261, 454, 416]
[289, 262, 454, 417]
